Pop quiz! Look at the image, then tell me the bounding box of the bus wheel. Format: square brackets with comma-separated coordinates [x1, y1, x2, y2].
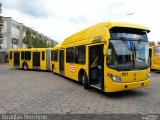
[23, 63, 28, 70]
[79, 71, 89, 89]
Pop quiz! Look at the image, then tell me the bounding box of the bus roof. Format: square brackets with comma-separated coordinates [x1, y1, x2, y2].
[50, 43, 62, 50]
[9, 48, 47, 51]
[107, 22, 150, 32]
[61, 21, 150, 46]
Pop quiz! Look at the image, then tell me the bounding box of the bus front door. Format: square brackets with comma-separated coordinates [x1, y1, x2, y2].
[89, 45, 104, 90]
[59, 50, 64, 75]
[33, 52, 40, 68]
[14, 52, 20, 67]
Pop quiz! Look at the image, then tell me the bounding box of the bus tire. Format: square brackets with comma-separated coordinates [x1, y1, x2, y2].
[79, 70, 89, 89]
[23, 63, 28, 70]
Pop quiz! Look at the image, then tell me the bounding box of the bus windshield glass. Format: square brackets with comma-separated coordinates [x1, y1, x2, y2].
[110, 27, 148, 41]
[107, 27, 149, 71]
[154, 47, 160, 56]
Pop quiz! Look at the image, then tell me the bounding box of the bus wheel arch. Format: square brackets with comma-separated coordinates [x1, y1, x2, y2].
[22, 62, 28, 70]
[78, 69, 89, 89]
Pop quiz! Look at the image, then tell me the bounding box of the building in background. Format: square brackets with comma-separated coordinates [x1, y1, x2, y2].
[1, 17, 57, 49]
[0, 17, 57, 64]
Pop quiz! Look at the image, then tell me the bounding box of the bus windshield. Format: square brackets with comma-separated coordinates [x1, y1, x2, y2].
[154, 47, 160, 56]
[107, 28, 149, 71]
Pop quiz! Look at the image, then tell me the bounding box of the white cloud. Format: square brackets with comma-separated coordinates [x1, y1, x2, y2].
[1, 0, 160, 42]
[120, 0, 160, 42]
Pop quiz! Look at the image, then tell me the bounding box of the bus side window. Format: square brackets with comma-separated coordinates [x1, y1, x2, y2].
[51, 50, 58, 61]
[53, 50, 58, 61]
[21, 51, 24, 60]
[75, 45, 85, 64]
[66, 47, 74, 63]
[42, 51, 45, 61]
[51, 50, 54, 61]
[25, 51, 31, 60]
[149, 49, 152, 58]
[10, 52, 12, 59]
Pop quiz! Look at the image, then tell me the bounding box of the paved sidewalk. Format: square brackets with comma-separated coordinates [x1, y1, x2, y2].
[0, 64, 159, 114]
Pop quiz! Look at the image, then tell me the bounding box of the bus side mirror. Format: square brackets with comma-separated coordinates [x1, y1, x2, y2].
[103, 45, 107, 56]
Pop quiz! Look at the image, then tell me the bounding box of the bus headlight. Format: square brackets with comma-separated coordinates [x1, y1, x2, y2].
[108, 73, 122, 83]
[146, 73, 151, 80]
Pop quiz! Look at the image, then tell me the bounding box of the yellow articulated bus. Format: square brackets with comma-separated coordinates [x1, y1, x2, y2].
[51, 21, 151, 92]
[9, 48, 51, 71]
[149, 45, 160, 70]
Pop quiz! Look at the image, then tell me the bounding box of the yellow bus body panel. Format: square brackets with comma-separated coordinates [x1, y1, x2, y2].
[104, 67, 151, 92]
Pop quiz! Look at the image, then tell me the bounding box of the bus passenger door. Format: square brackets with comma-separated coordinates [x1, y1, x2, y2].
[89, 45, 104, 90]
[14, 52, 20, 67]
[9, 51, 13, 67]
[33, 52, 40, 69]
[59, 50, 64, 75]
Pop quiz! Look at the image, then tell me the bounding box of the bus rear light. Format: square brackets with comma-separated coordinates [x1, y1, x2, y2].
[107, 73, 122, 83]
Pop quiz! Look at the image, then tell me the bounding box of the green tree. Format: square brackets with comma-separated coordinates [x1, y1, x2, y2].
[31, 36, 48, 48]
[23, 28, 57, 48]
[23, 29, 33, 48]
[49, 40, 56, 48]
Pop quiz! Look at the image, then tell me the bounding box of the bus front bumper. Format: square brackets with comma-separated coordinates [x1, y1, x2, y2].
[104, 79, 151, 92]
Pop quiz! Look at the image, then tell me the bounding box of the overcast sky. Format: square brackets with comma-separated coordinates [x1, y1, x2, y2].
[1, 0, 160, 42]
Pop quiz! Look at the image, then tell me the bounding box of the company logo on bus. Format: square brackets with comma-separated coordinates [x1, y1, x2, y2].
[92, 36, 102, 43]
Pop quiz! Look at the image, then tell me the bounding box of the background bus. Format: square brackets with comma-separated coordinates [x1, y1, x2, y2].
[149, 45, 160, 70]
[9, 48, 51, 70]
[50, 21, 151, 92]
